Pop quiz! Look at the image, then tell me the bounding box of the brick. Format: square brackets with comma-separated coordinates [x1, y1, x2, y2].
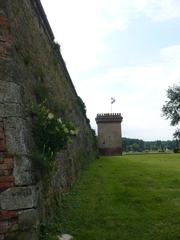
[0, 37, 11, 58]
[0, 17, 9, 29]
[4, 153, 13, 158]
[0, 133, 5, 140]
[0, 211, 17, 221]
[0, 170, 4, 176]
[0, 153, 5, 159]
[0, 220, 18, 234]
[0, 176, 14, 183]
[0, 176, 14, 191]
[0, 50, 8, 58]
[3, 159, 13, 165]
[0, 46, 6, 53]
[0, 211, 18, 234]
[0, 163, 13, 170]
[0, 234, 4, 240]
[0, 182, 14, 191]
[0, 159, 4, 164]
[0, 37, 6, 44]
[0, 131, 4, 139]
[0, 220, 8, 233]
[0, 139, 6, 152]
[3, 170, 11, 176]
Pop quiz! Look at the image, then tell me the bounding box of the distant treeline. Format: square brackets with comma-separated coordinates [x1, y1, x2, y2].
[122, 138, 179, 152]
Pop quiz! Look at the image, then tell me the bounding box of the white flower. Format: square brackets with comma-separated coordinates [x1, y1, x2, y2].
[70, 129, 78, 136]
[63, 128, 69, 134]
[48, 113, 54, 119]
[57, 118, 62, 123]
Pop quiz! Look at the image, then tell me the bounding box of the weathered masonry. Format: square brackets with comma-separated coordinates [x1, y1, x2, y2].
[96, 113, 123, 155]
[0, 0, 96, 239]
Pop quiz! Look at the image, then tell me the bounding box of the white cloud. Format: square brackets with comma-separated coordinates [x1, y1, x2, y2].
[161, 45, 180, 61]
[76, 44, 180, 140]
[41, 0, 180, 75]
[141, 0, 180, 21]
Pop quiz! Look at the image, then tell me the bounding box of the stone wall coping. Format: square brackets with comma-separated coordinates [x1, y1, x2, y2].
[95, 113, 123, 123]
[31, 0, 54, 41]
[97, 113, 122, 117]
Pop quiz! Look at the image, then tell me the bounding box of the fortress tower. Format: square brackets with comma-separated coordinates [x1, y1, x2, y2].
[95, 113, 123, 155]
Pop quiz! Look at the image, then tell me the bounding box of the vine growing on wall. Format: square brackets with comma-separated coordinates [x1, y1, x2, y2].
[32, 102, 78, 173]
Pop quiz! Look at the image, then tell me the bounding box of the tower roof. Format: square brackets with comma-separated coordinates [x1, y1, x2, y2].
[95, 113, 123, 123]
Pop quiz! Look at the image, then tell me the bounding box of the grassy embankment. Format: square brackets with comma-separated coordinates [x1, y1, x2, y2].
[48, 154, 180, 240]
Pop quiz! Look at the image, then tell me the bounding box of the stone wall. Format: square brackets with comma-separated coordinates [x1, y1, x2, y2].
[0, 1, 96, 239]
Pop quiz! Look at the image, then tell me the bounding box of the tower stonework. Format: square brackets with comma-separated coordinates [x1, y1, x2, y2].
[95, 113, 123, 155]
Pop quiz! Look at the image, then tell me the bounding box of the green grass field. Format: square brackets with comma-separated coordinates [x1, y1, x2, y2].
[58, 154, 180, 240]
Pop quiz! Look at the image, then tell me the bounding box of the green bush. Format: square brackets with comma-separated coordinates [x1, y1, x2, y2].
[39, 222, 60, 240]
[174, 148, 180, 153]
[77, 96, 86, 117]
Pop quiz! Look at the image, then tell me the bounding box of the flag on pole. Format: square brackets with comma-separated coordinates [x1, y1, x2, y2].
[111, 97, 115, 104]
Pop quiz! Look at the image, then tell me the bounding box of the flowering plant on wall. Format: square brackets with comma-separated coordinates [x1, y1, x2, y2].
[32, 102, 78, 172]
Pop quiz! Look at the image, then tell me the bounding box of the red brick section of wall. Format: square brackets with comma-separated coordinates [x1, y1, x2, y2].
[0, 16, 10, 29]
[0, 12, 18, 238]
[0, 122, 18, 238]
[99, 147, 122, 156]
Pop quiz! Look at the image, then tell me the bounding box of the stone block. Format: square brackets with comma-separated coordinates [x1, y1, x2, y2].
[0, 81, 21, 104]
[0, 103, 23, 118]
[13, 156, 34, 186]
[18, 209, 38, 230]
[4, 118, 30, 155]
[0, 186, 37, 210]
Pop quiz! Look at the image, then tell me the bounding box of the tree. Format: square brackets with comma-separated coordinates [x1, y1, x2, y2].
[162, 84, 180, 140]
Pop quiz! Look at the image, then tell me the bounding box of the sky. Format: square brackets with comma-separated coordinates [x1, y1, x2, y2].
[41, 0, 180, 141]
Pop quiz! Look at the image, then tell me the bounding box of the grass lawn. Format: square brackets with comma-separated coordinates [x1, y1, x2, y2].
[58, 154, 180, 240]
